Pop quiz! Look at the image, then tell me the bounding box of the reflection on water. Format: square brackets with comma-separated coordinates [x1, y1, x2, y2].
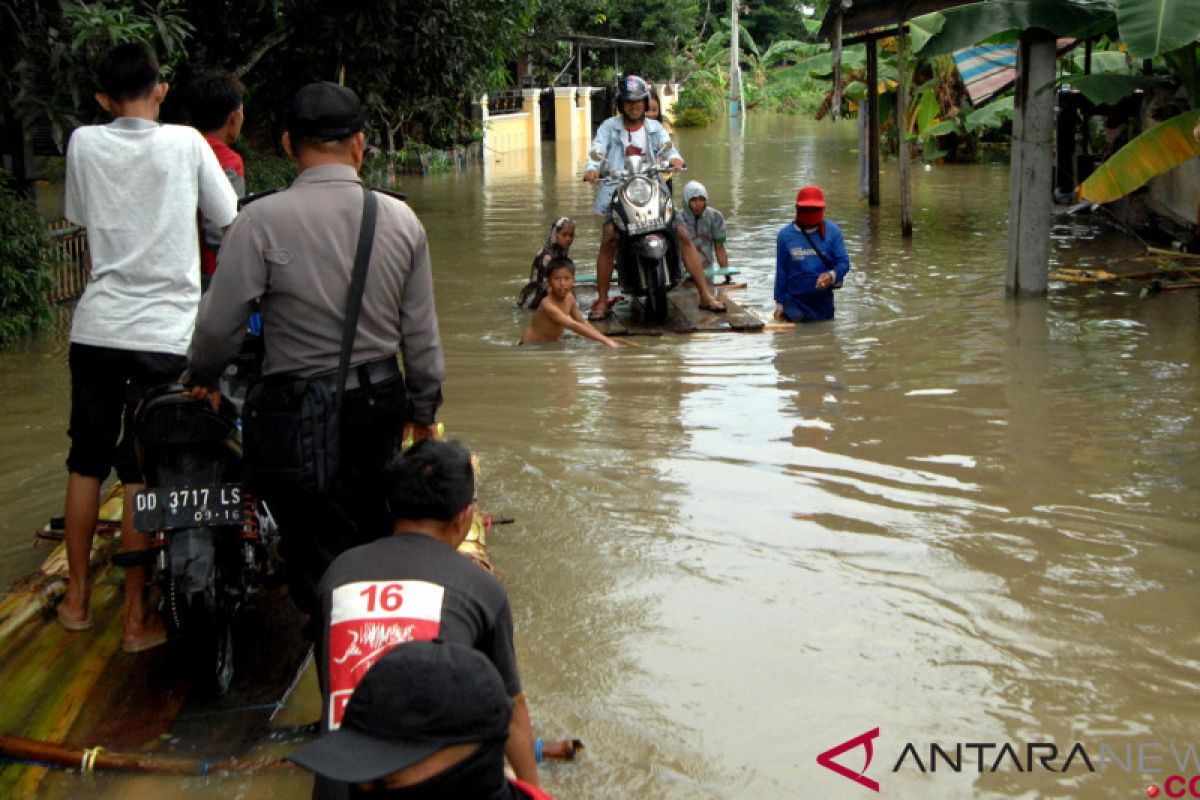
[2, 115, 1198, 798]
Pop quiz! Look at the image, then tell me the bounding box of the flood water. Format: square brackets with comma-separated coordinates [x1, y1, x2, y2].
[2, 115, 1199, 798]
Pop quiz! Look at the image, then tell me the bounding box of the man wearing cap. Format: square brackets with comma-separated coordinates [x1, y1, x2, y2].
[774, 185, 851, 322]
[186, 82, 445, 620]
[290, 640, 553, 799]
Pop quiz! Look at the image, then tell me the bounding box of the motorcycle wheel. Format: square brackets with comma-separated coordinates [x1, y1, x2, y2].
[169, 569, 235, 697]
[644, 282, 669, 324]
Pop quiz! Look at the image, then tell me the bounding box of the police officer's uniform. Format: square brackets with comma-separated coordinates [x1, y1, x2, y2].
[187, 83, 445, 618]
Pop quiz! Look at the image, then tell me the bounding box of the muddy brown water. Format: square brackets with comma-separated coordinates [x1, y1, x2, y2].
[2, 115, 1198, 798]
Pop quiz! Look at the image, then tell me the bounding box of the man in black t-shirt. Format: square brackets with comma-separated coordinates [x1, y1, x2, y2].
[317, 439, 540, 793]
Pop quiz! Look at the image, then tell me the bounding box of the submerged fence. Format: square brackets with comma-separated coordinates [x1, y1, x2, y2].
[44, 219, 88, 303]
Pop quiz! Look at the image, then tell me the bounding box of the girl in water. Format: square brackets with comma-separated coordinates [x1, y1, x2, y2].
[518, 217, 575, 309]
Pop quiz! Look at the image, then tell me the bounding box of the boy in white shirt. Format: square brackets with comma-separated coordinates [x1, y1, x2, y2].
[56, 43, 238, 652]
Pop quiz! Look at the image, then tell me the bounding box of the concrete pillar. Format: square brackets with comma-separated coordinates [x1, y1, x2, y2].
[478, 93, 490, 153]
[554, 86, 576, 144]
[577, 87, 594, 141]
[521, 88, 542, 155]
[1006, 30, 1056, 295]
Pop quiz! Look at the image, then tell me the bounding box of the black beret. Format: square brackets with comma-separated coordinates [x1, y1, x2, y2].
[287, 82, 364, 140]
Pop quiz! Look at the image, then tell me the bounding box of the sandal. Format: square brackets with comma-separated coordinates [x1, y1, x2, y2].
[698, 301, 728, 313]
[588, 297, 614, 322]
[56, 604, 93, 632]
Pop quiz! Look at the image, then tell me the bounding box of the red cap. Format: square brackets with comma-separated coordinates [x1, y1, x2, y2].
[795, 186, 825, 208]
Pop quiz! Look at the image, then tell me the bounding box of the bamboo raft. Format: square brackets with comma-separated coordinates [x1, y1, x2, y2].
[0, 475, 572, 796]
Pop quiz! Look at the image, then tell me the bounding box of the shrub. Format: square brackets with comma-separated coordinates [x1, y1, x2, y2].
[674, 107, 712, 127]
[0, 172, 52, 346]
[242, 147, 297, 195]
[672, 82, 723, 126]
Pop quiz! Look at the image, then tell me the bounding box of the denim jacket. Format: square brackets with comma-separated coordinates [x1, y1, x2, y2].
[584, 116, 681, 215]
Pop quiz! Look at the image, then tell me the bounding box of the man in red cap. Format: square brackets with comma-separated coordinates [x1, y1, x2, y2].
[774, 186, 851, 321]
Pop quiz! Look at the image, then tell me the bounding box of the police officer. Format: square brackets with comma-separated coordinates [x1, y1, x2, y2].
[186, 82, 445, 621]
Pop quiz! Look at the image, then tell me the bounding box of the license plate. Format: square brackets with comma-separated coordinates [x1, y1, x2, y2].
[134, 484, 244, 531]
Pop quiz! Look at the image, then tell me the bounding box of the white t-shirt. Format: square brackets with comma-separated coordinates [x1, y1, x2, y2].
[65, 118, 238, 354]
[622, 125, 649, 159]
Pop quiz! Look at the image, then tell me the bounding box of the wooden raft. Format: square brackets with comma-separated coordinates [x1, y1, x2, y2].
[0, 486, 493, 796]
[577, 283, 763, 336]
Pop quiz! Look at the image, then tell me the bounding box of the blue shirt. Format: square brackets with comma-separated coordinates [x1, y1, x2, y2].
[774, 221, 851, 321]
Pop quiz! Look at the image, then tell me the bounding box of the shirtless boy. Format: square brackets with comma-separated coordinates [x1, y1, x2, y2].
[520, 258, 620, 348]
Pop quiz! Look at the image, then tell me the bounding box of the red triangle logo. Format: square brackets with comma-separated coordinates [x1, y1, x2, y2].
[816, 727, 881, 792]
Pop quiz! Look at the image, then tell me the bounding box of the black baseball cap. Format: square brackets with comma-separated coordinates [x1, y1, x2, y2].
[287, 641, 512, 783]
[286, 81, 365, 141]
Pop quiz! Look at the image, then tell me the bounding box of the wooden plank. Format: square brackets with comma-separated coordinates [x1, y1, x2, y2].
[573, 283, 762, 335]
[575, 267, 740, 285]
[897, 21, 913, 237]
[867, 38, 881, 206]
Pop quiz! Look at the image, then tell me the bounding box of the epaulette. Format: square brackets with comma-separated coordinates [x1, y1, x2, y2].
[369, 187, 408, 202]
[238, 188, 281, 209]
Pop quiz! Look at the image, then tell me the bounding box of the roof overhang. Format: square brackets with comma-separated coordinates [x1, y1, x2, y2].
[818, 0, 982, 40]
[560, 34, 654, 50]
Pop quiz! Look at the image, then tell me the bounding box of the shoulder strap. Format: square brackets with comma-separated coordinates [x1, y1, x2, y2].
[799, 226, 843, 289]
[334, 187, 378, 411]
[800, 227, 834, 271]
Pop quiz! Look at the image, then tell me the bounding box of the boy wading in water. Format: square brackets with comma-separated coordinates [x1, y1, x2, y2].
[520, 258, 621, 348]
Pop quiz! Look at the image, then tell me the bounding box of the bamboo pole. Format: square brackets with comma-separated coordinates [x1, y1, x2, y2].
[0, 733, 290, 776]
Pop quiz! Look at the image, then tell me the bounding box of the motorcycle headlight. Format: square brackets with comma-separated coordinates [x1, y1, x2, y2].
[623, 177, 654, 207]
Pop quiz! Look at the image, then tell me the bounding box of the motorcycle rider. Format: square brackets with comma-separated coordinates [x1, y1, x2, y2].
[583, 75, 726, 320]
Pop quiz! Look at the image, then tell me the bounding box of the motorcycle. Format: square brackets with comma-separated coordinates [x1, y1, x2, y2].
[593, 145, 684, 324]
[124, 325, 277, 697]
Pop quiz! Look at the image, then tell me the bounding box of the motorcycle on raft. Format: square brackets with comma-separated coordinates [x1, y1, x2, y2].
[119, 328, 279, 697]
[592, 144, 685, 324]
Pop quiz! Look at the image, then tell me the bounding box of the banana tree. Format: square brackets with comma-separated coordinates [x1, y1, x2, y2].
[916, 0, 1200, 205]
[1080, 108, 1200, 201]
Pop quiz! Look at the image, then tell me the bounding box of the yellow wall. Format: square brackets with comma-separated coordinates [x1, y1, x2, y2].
[486, 113, 533, 155]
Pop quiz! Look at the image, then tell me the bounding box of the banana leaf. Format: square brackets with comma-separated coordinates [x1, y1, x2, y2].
[1079, 109, 1200, 203]
[907, 14, 947, 54]
[917, 0, 1114, 56]
[1118, 0, 1200, 59]
[964, 96, 1015, 132]
[1054, 73, 1166, 104]
[1070, 49, 1133, 73]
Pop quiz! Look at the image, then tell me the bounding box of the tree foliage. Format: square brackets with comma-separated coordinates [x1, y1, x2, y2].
[0, 170, 52, 346]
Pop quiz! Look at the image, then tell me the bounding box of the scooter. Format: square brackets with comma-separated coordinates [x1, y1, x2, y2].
[594, 146, 684, 324]
[126, 324, 276, 696]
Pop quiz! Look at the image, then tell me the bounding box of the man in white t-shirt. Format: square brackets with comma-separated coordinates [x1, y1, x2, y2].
[55, 43, 238, 652]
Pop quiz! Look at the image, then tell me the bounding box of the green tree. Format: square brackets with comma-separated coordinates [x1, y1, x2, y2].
[0, 170, 52, 346]
[2, 0, 193, 149]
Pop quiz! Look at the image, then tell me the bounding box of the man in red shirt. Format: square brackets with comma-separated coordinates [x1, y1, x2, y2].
[186, 70, 246, 286]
